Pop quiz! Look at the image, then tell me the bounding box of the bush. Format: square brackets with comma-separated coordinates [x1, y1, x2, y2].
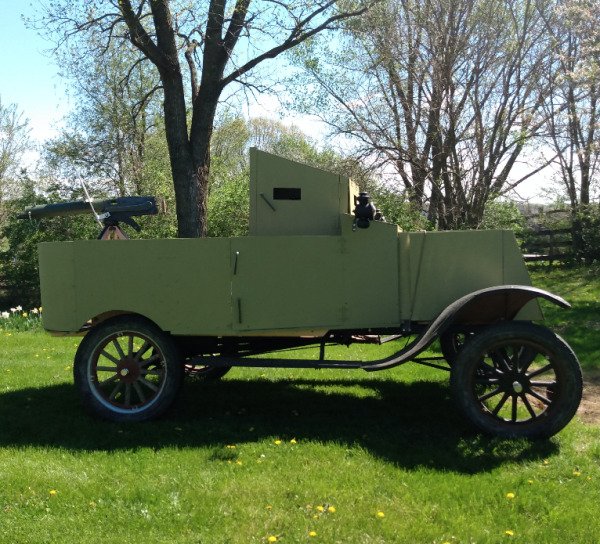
[480, 199, 525, 234]
[576, 204, 600, 263]
[369, 186, 433, 231]
[0, 182, 99, 308]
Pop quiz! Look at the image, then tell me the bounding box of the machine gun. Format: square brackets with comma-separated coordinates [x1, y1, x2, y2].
[17, 196, 160, 239]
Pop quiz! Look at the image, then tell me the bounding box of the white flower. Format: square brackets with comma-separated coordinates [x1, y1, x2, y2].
[31, 308, 39, 314]
[1, 311, 9, 319]
[15, 305, 22, 311]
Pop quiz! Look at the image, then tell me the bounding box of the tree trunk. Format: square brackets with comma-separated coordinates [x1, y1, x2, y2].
[161, 76, 202, 238]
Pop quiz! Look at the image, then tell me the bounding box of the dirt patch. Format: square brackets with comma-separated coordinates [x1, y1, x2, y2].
[579, 371, 600, 425]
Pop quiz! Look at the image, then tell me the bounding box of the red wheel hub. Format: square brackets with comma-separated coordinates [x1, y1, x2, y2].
[115, 358, 141, 384]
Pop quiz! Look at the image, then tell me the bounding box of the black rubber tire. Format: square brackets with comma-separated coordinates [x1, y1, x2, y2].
[440, 330, 474, 365]
[184, 363, 231, 381]
[450, 321, 582, 439]
[74, 316, 183, 422]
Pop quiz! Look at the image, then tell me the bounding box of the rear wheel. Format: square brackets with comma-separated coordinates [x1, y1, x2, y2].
[450, 321, 582, 438]
[440, 329, 474, 365]
[184, 362, 231, 380]
[74, 316, 183, 422]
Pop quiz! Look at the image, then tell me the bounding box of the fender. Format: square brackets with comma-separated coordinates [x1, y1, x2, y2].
[362, 285, 569, 371]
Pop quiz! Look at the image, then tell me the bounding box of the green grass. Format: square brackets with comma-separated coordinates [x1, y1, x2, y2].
[530, 264, 600, 373]
[1, 267, 600, 543]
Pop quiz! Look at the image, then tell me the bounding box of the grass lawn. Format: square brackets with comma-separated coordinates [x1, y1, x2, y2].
[1, 266, 599, 543]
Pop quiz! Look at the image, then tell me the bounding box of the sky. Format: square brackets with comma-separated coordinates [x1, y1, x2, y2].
[0, 1, 69, 142]
[0, 0, 553, 202]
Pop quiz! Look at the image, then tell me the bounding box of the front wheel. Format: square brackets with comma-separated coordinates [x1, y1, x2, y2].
[74, 316, 183, 422]
[450, 322, 582, 439]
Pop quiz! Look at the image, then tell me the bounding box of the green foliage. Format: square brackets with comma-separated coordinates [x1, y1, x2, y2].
[207, 171, 250, 237]
[0, 179, 98, 308]
[0, 95, 30, 204]
[480, 199, 525, 233]
[576, 204, 600, 263]
[43, 35, 162, 197]
[368, 185, 433, 231]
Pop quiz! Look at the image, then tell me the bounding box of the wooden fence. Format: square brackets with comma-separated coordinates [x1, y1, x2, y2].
[521, 228, 572, 265]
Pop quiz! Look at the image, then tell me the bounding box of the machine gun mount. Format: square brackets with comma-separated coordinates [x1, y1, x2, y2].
[18, 196, 160, 239]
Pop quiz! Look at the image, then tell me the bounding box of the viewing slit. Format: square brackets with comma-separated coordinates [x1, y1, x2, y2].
[273, 188, 301, 200]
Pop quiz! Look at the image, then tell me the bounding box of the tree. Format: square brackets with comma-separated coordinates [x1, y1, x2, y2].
[37, 0, 371, 238]
[44, 36, 163, 199]
[292, 0, 555, 229]
[0, 97, 30, 208]
[540, 0, 600, 257]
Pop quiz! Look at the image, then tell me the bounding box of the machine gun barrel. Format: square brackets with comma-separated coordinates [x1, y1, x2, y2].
[17, 196, 159, 221]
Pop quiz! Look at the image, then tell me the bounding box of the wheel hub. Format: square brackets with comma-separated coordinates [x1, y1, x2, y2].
[512, 380, 524, 393]
[116, 358, 141, 384]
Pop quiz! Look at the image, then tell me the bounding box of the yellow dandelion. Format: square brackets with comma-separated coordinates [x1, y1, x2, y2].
[266, 505, 272, 510]
[316, 505, 324, 512]
[327, 506, 336, 513]
[22, 312, 28, 317]
[506, 492, 515, 499]
[309, 531, 317, 537]
[573, 470, 581, 477]
[313, 514, 319, 519]
[290, 438, 297, 444]
[543, 459, 549, 466]
[267, 537, 277, 543]
[274, 440, 282, 445]
[49, 490, 57, 496]
[505, 530, 514, 537]
[226, 444, 236, 449]
[527, 479, 534, 484]
[376, 511, 385, 518]
[236, 460, 243, 465]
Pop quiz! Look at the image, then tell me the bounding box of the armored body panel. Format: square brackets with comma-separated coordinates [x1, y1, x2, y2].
[38, 217, 538, 335]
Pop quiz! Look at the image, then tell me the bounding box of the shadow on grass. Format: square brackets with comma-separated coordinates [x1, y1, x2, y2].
[0, 376, 558, 473]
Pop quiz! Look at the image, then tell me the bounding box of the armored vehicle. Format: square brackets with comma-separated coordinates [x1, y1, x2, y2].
[22, 149, 583, 438]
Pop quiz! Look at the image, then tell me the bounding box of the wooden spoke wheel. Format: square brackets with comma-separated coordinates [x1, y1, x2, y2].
[74, 316, 183, 422]
[440, 329, 475, 365]
[184, 362, 231, 380]
[451, 322, 582, 439]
